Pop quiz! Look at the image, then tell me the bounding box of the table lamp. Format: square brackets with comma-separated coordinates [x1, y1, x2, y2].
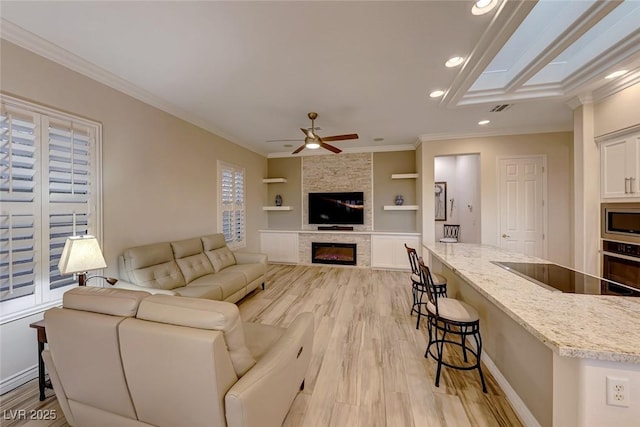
[58, 235, 117, 286]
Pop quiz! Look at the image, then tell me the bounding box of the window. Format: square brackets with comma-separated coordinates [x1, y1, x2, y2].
[1, 95, 102, 322]
[218, 161, 245, 249]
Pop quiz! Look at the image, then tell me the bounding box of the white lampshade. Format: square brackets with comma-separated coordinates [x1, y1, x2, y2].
[58, 235, 107, 275]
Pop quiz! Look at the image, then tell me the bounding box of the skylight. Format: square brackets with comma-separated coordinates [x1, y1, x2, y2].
[467, 0, 640, 95]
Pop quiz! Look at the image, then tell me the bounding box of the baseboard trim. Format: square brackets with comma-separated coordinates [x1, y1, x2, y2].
[0, 365, 38, 395]
[482, 353, 541, 427]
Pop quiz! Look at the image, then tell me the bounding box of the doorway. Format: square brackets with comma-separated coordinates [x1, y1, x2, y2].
[434, 154, 481, 243]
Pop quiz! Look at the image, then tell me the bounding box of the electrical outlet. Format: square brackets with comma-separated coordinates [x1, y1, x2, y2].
[606, 376, 630, 407]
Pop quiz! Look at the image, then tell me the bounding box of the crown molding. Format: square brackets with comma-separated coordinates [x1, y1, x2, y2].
[267, 144, 417, 159]
[417, 124, 572, 143]
[0, 19, 265, 157]
[457, 84, 567, 106]
[444, 0, 536, 107]
[592, 67, 640, 103]
[566, 94, 594, 110]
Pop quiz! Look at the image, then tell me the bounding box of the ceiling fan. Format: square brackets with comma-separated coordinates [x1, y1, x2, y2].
[268, 112, 358, 154]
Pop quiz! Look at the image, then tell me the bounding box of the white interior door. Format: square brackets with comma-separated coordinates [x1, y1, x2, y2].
[498, 156, 546, 258]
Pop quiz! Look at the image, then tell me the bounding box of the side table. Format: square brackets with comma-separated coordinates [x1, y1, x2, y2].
[29, 320, 53, 401]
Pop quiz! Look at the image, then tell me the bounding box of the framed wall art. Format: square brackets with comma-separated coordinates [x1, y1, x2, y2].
[435, 181, 447, 221]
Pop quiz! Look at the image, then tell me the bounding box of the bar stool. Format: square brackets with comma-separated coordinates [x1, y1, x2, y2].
[439, 224, 460, 243]
[419, 261, 487, 393]
[404, 244, 447, 329]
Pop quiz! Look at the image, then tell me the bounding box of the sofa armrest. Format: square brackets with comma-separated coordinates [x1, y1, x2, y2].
[224, 313, 314, 427]
[233, 251, 267, 266]
[113, 280, 177, 296]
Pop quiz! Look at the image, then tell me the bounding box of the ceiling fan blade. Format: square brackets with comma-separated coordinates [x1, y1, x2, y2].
[320, 141, 342, 154]
[320, 133, 359, 142]
[292, 144, 306, 154]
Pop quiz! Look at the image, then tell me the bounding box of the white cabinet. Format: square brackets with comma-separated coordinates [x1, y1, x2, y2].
[259, 231, 299, 263]
[601, 135, 640, 199]
[371, 234, 420, 269]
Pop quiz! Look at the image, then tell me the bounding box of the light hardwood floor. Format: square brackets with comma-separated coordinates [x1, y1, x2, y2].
[0, 264, 523, 427]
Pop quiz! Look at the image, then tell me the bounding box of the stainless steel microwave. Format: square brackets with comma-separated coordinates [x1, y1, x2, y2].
[602, 203, 640, 244]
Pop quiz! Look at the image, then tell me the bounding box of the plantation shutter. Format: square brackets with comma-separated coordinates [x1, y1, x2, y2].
[234, 169, 245, 243]
[221, 168, 234, 242]
[219, 162, 245, 248]
[0, 111, 38, 301]
[47, 119, 94, 290]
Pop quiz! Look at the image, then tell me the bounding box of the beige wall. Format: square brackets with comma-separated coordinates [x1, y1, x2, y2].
[0, 40, 268, 276]
[420, 132, 573, 266]
[594, 83, 640, 137]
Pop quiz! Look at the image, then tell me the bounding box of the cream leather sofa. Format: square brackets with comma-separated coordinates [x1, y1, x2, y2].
[42, 287, 314, 427]
[116, 234, 267, 303]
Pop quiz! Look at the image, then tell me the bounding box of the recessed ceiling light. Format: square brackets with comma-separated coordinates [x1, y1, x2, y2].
[478, 120, 490, 125]
[284, 144, 293, 148]
[373, 137, 384, 142]
[605, 70, 628, 79]
[429, 90, 445, 98]
[445, 56, 465, 68]
[472, 0, 498, 15]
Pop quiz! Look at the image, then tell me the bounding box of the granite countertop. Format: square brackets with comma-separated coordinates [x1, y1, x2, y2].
[424, 242, 640, 364]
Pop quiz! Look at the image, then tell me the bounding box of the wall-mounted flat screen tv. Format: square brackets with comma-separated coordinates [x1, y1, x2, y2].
[308, 191, 364, 225]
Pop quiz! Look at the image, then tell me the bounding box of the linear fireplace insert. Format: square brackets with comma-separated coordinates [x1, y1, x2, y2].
[312, 242, 357, 266]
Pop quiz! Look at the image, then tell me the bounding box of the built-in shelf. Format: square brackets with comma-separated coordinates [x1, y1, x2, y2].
[383, 205, 419, 211]
[263, 206, 292, 211]
[391, 173, 418, 179]
[262, 178, 287, 183]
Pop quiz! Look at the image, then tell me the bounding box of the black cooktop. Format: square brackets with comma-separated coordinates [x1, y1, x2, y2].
[491, 261, 640, 297]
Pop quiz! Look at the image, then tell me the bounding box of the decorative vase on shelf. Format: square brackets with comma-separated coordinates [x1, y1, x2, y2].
[394, 195, 404, 206]
[275, 194, 283, 206]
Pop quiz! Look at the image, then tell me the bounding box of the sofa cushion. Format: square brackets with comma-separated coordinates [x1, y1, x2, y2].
[63, 287, 150, 317]
[131, 261, 186, 291]
[175, 253, 214, 283]
[171, 238, 203, 259]
[201, 234, 227, 251]
[124, 242, 173, 269]
[173, 285, 223, 300]
[206, 247, 237, 273]
[222, 263, 265, 285]
[136, 295, 256, 376]
[123, 243, 186, 290]
[188, 271, 246, 300]
[242, 322, 285, 361]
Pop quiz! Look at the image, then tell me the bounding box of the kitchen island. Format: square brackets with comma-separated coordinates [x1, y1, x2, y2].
[424, 242, 640, 427]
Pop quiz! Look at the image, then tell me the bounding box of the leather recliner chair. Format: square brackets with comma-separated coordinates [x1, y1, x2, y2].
[42, 287, 313, 427]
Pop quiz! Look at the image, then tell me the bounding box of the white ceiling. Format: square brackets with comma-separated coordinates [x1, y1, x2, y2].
[1, 1, 639, 157]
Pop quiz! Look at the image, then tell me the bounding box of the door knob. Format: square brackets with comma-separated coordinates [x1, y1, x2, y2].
[502, 234, 510, 238]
